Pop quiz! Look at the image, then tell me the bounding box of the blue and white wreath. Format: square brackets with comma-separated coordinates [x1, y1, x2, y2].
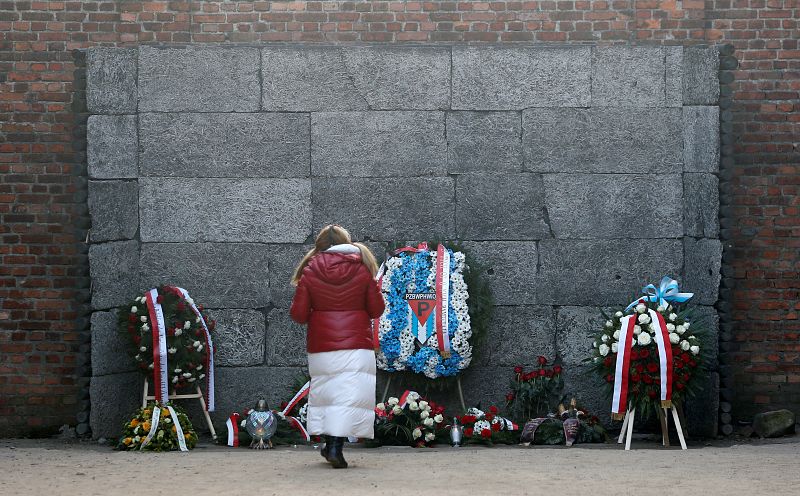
[376, 247, 472, 379]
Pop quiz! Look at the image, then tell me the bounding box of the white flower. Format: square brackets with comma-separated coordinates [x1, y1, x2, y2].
[182, 372, 192, 378]
[134, 354, 141, 361]
[613, 330, 620, 340]
[174, 328, 182, 336]
[615, 311, 623, 317]
[131, 306, 138, 313]
[188, 377, 196, 382]
[669, 313, 678, 321]
[420, 410, 429, 419]
[199, 374, 205, 379]
[638, 314, 651, 324]
[676, 325, 686, 335]
[408, 401, 419, 411]
[657, 305, 666, 313]
[425, 432, 436, 442]
[164, 417, 172, 424]
[408, 392, 420, 401]
[148, 363, 154, 370]
[592, 341, 598, 348]
[636, 304, 647, 314]
[392, 405, 402, 415]
[669, 333, 680, 344]
[605, 320, 613, 328]
[134, 436, 141, 442]
[376, 403, 386, 411]
[139, 346, 146, 352]
[666, 323, 676, 332]
[174, 368, 182, 373]
[637, 332, 652, 346]
[240, 420, 246, 428]
[611, 343, 618, 353]
[195, 317, 201, 323]
[418, 400, 429, 410]
[599, 344, 610, 357]
[184, 321, 191, 329]
[197, 345, 203, 352]
[412, 428, 422, 439]
[193, 341, 201, 347]
[690, 345, 700, 355]
[434, 414, 443, 423]
[681, 340, 690, 351]
[633, 325, 642, 335]
[423, 417, 434, 427]
[196, 363, 203, 371]
[172, 376, 179, 383]
[141, 324, 149, 332]
[601, 334, 609, 343]
[684, 322, 691, 329]
[168, 347, 176, 354]
[140, 315, 147, 322]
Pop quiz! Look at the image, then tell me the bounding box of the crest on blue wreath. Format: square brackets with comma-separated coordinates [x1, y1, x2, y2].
[375, 243, 473, 379]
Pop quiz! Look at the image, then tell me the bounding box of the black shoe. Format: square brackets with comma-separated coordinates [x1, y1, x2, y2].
[320, 436, 332, 460]
[326, 437, 348, 469]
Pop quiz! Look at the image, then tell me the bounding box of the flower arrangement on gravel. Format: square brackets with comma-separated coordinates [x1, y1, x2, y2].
[118, 402, 197, 452]
[373, 391, 446, 447]
[458, 406, 519, 445]
[118, 285, 215, 390]
[587, 277, 708, 419]
[376, 243, 493, 379]
[506, 356, 565, 420]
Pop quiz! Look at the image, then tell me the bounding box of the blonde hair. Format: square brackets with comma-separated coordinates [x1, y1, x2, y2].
[291, 225, 379, 286]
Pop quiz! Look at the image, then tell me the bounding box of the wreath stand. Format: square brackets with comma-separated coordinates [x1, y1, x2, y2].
[380, 374, 467, 413]
[142, 380, 217, 440]
[616, 403, 687, 450]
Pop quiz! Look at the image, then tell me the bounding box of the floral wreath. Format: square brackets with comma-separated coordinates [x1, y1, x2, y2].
[118, 285, 215, 390]
[118, 402, 197, 452]
[376, 245, 473, 379]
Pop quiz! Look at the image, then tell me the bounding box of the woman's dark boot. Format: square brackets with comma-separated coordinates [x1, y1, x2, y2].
[326, 437, 348, 469]
[320, 436, 332, 460]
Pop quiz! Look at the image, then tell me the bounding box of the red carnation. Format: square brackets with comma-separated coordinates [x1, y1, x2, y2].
[505, 392, 515, 402]
[514, 365, 523, 374]
[481, 429, 492, 438]
[538, 369, 546, 377]
[639, 349, 650, 359]
[489, 406, 499, 414]
[553, 365, 563, 374]
[646, 362, 659, 373]
[486, 413, 495, 421]
[464, 427, 474, 437]
[537, 356, 548, 366]
[128, 314, 137, 323]
[462, 415, 476, 424]
[492, 422, 501, 432]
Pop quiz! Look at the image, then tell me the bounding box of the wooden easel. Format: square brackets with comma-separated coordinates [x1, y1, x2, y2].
[142, 381, 217, 440]
[617, 403, 687, 450]
[380, 375, 467, 413]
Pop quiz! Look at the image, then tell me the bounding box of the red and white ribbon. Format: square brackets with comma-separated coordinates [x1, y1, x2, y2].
[226, 412, 240, 447]
[145, 288, 168, 404]
[435, 244, 451, 358]
[648, 309, 674, 407]
[287, 416, 310, 441]
[174, 286, 215, 412]
[281, 381, 310, 417]
[611, 315, 636, 420]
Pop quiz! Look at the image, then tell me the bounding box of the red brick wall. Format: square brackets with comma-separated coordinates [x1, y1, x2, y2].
[1, 0, 797, 436]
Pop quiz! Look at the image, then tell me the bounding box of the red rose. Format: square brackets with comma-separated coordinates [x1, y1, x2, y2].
[523, 372, 534, 381]
[514, 366, 523, 374]
[643, 375, 653, 384]
[689, 360, 697, 368]
[492, 422, 501, 432]
[648, 390, 657, 399]
[631, 374, 640, 383]
[606, 374, 614, 383]
[675, 360, 684, 369]
[196, 330, 203, 337]
[177, 302, 185, 312]
[681, 353, 691, 362]
[647, 362, 659, 373]
[481, 429, 492, 438]
[505, 392, 515, 402]
[128, 314, 137, 323]
[545, 369, 554, 378]
[639, 349, 650, 359]
[676, 383, 685, 390]
[462, 415, 476, 424]
[603, 356, 613, 367]
[537, 356, 548, 366]
[489, 406, 499, 414]
[167, 327, 175, 337]
[464, 427, 474, 437]
[682, 373, 690, 382]
[630, 350, 639, 360]
[538, 369, 546, 377]
[156, 295, 164, 304]
[553, 365, 563, 374]
[132, 335, 141, 345]
[635, 364, 644, 373]
[485, 413, 495, 421]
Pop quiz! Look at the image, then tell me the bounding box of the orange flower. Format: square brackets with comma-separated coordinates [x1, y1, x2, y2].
[143, 409, 151, 417]
[142, 422, 151, 432]
[129, 419, 140, 428]
[172, 425, 177, 433]
[161, 409, 169, 418]
[122, 437, 132, 445]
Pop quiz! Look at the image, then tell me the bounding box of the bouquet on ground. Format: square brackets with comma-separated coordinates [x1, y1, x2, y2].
[506, 356, 565, 421]
[587, 277, 707, 419]
[373, 391, 446, 447]
[459, 405, 519, 445]
[118, 402, 197, 452]
[519, 399, 608, 446]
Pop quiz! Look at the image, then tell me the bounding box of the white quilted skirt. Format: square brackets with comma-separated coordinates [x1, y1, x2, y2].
[306, 349, 376, 439]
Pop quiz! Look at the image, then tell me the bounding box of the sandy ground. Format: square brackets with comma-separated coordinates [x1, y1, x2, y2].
[1, 437, 799, 496]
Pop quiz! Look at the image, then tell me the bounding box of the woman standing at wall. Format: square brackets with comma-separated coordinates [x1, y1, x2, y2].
[289, 225, 385, 469]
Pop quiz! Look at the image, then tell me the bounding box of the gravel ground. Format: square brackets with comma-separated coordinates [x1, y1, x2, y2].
[1, 437, 799, 496]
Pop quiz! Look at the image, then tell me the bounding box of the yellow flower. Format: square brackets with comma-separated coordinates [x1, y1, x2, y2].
[122, 437, 132, 446]
[172, 425, 177, 433]
[142, 422, 151, 432]
[161, 409, 169, 418]
[129, 419, 140, 428]
[143, 409, 151, 417]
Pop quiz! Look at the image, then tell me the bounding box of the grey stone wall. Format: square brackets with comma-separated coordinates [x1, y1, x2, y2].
[87, 44, 720, 438]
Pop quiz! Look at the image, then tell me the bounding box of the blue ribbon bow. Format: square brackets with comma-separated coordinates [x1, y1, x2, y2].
[625, 276, 694, 313]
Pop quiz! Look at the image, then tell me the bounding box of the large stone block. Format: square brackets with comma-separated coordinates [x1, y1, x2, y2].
[267, 244, 311, 308]
[692, 305, 720, 370]
[537, 239, 683, 305]
[208, 366, 306, 426]
[139, 243, 270, 309]
[313, 177, 455, 241]
[446, 112, 522, 174]
[452, 46, 591, 109]
[683, 46, 720, 105]
[665, 46, 684, 107]
[591, 46, 666, 107]
[523, 108, 683, 173]
[262, 46, 450, 111]
[487, 306, 555, 366]
[461, 241, 538, 306]
[555, 306, 607, 367]
[684, 173, 720, 238]
[459, 366, 516, 410]
[561, 365, 613, 426]
[138, 46, 260, 112]
[205, 309, 266, 367]
[91, 310, 136, 376]
[311, 112, 446, 177]
[684, 238, 722, 305]
[90, 372, 143, 439]
[88, 180, 138, 242]
[139, 178, 311, 243]
[87, 47, 137, 114]
[265, 309, 307, 367]
[684, 372, 719, 437]
[139, 113, 310, 178]
[90, 240, 139, 310]
[87, 115, 138, 179]
[456, 174, 550, 240]
[543, 174, 683, 239]
[684, 106, 720, 173]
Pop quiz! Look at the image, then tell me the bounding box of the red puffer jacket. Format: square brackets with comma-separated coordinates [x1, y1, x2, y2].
[290, 248, 385, 354]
